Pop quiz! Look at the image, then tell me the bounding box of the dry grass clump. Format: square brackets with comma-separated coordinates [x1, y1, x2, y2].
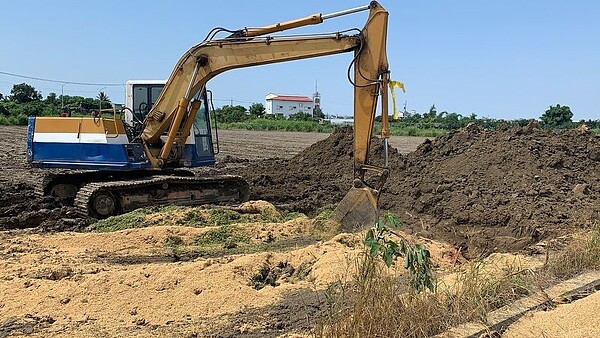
[315, 253, 535, 337]
[542, 226, 600, 280]
[316, 225, 600, 337]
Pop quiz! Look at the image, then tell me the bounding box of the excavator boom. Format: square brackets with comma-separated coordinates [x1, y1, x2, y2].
[141, 35, 359, 145]
[140, 2, 390, 230]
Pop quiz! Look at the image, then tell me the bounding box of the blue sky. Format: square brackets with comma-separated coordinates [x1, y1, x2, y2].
[1, 1, 598, 120]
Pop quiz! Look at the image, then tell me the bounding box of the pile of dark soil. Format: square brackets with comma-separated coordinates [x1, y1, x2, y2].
[387, 125, 600, 257]
[216, 126, 393, 215]
[0, 182, 91, 231]
[220, 125, 600, 257]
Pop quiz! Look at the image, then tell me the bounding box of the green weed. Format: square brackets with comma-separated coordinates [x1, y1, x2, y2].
[283, 211, 305, 221]
[205, 209, 242, 226]
[195, 225, 249, 246]
[315, 214, 541, 337]
[92, 208, 154, 232]
[164, 234, 184, 247]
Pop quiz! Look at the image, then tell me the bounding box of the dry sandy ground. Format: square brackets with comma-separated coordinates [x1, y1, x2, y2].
[0, 206, 459, 337]
[503, 291, 600, 338]
[0, 126, 430, 336]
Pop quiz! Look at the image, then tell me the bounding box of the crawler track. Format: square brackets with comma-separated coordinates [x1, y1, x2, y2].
[74, 175, 250, 218]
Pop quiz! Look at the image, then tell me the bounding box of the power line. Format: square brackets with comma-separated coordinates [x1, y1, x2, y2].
[0, 70, 122, 86]
[213, 98, 257, 104]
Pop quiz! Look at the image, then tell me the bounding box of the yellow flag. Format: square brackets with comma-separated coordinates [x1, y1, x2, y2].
[389, 80, 406, 120]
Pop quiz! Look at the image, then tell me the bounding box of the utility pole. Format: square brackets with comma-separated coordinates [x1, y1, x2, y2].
[312, 79, 322, 119]
[60, 83, 66, 108]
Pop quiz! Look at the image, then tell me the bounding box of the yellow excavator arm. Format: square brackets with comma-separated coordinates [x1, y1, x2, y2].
[142, 1, 391, 230]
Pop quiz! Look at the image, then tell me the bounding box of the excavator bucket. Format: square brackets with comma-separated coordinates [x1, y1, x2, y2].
[330, 186, 380, 233]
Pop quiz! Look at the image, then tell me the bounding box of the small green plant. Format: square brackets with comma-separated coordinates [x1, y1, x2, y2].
[315, 204, 336, 221]
[164, 234, 184, 247]
[195, 225, 250, 247]
[282, 211, 305, 221]
[318, 221, 600, 337]
[183, 209, 206, 225]
[316, 253, 537, 337]
[364, 213, 435, 292]
[196, 226, 233, 245]
[206, 209, 242, 225]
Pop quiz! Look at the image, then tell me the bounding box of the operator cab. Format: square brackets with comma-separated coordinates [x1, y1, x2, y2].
[125, 80, 167, 130]
[124, 80, 218, 166]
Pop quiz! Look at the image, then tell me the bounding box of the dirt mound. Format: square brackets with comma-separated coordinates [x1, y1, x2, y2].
[220, 126, 396, 215]
[0, 182, 91, 231]
[221, 126, 600, 257]
[384, 125, 600, 257]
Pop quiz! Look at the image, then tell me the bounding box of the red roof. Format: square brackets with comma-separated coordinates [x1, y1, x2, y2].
[268, 95, 313, 102]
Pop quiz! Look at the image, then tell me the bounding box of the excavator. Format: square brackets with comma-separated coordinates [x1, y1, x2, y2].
[27, 1, 391, 230]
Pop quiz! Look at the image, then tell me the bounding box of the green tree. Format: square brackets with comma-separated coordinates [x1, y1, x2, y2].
[97, 91, 112, 109]
[46, 92, 58, 106]
[216, 105, 248, 123]
[97, 91, 110, 102]
[404, 112, 422, 124]
[0, 100, 47, 117]
[0, 93, 4, 101]
[0, 103, 9, 116]
[20, 101, 47, 116]
[10, 83, 42, 103]
[313, 106, 324, 119]
[540, 104, 573, 128]
[421, 104, 437, 125]
[439, 112, 463, 129]
[249, 103, 265, 117]
[425, 104, 437, 118]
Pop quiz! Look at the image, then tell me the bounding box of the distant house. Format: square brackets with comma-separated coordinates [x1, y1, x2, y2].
[265, 93, 313, 118]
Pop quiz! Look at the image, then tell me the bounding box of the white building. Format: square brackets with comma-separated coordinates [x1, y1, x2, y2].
[265, 93, 313, 118]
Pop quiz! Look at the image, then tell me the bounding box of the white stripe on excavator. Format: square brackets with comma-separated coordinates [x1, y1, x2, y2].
[33, 133, 130, 144]
[34, 132, 196, 145]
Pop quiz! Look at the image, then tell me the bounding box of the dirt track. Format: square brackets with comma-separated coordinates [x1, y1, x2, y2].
[216, 129, 427, 159]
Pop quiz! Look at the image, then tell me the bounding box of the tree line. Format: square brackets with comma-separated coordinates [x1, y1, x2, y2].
[0, 83, 112, 125]
[0, 82, 594, 133]
[214, 103, 319, 123]
[385, 103, 585, 131]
